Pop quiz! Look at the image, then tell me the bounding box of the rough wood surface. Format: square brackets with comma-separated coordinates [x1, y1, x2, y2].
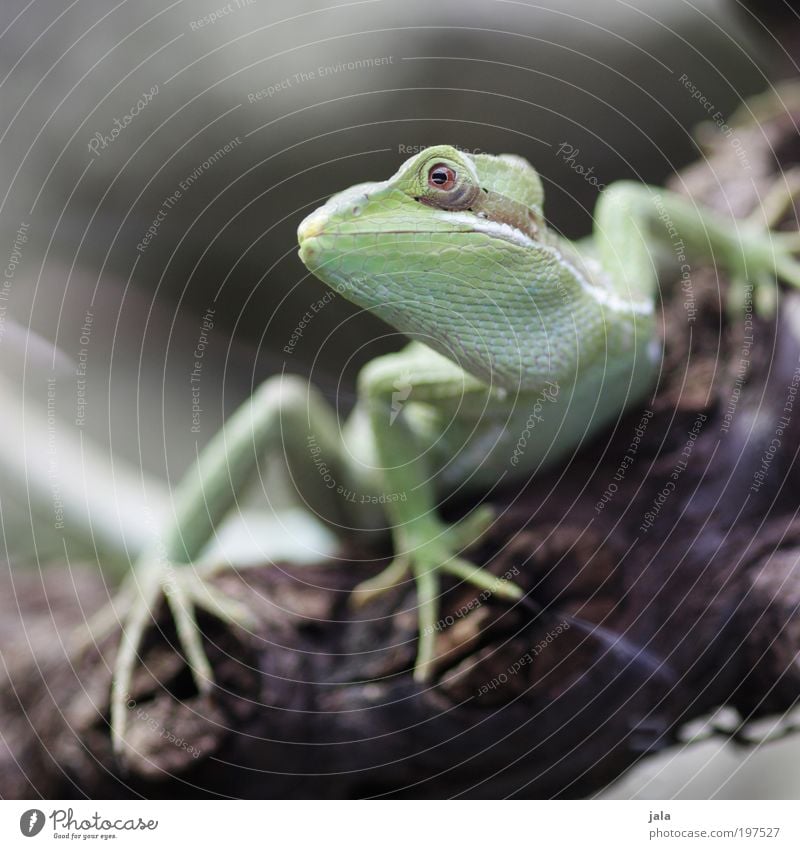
[3, 90, 800, 800]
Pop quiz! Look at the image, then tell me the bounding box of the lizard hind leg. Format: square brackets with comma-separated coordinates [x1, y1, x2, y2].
[594, 180, 800, 320]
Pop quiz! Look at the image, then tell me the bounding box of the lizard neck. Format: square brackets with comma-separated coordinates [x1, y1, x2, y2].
[528, 237, 657, 373]
[454, 240, 659, 393]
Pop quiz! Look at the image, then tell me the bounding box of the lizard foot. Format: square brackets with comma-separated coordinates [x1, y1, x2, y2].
[350, 505, 496, 606]
[106, 558, 257, 758]
[727, 232, 800, 318]
[745, 167, 800, 230]
[350, 506, 522, 681]
[729, 171, 800, 316]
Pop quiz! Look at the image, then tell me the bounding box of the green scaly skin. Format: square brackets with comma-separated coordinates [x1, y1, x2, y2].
[106, 145, 800, 758]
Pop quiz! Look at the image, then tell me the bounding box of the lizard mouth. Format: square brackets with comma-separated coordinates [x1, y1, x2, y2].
[298, 228, 458, 269]
[299, 224, 528, 262]
[297, 206, 531, 272]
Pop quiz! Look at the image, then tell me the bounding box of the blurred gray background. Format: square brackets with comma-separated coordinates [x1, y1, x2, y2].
[0, 0, 796, 797]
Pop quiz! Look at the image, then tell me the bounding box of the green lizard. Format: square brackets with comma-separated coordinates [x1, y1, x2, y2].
[105, 144, 800, 755]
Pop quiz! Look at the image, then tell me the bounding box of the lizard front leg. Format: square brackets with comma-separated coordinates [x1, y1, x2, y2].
[354, 351, 522, 682]
[108, 374, 367, 757]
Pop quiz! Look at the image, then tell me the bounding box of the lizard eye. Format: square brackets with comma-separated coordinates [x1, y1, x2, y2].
[428, 164, 456, 190]
[418, 158, 479, 210]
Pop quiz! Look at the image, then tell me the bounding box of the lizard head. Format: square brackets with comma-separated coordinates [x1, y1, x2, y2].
[297, 144, 550, 382]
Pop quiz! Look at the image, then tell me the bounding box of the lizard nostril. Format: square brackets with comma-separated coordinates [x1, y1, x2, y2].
[298, 238, 318, 265]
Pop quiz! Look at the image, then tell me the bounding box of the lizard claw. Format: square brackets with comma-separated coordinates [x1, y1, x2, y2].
[349, 506, 496, 608]
[109, 559, 257, 759]
[349, 506, 521, 682]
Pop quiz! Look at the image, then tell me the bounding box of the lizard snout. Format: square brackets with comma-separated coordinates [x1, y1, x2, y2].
[298, 207, 328, 243]
[297, 207, 330, 268]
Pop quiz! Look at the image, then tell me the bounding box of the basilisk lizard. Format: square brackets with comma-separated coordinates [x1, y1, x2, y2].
[104, 145, 800, 754]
